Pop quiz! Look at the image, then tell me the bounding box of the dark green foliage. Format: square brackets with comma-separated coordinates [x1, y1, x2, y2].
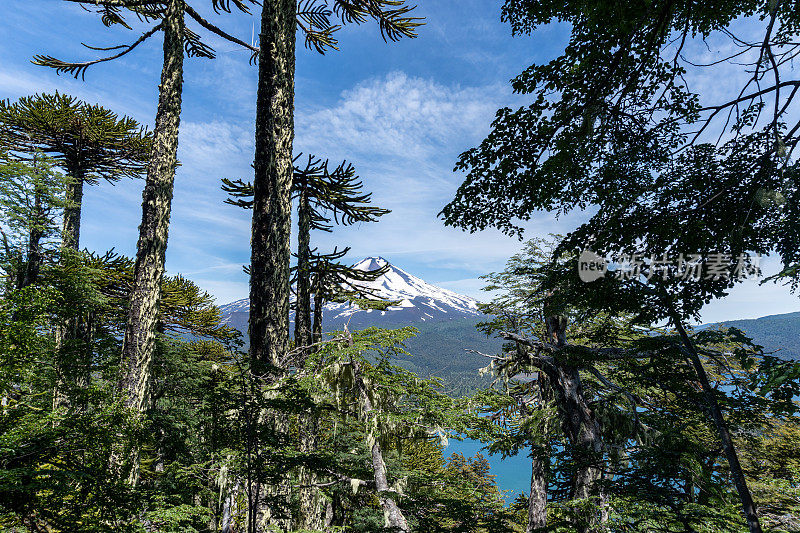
[0, 93, 150, 184]
[462, 238, 800, 532]
[6, 2, 800, 531]
[0, 252, 246, 531]
[0, 154, 66, 290]
[401, 440, 517, 532]
[0, 170, 245, 529]
[441, 5, 800, 531]
[285, 326, 511, 531]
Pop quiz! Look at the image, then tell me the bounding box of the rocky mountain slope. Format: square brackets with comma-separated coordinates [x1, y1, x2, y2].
[219, 257, 483, 332]
[218, 257, 494, 394]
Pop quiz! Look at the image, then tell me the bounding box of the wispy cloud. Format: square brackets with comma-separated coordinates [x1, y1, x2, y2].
[296, 71, 506, 161]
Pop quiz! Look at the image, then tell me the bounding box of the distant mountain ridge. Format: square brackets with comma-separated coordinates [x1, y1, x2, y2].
[219, 256, 482, 332]
[705, 311, 800, 361]
[217, 260, 800, 394]
[218, 257, 493, 394]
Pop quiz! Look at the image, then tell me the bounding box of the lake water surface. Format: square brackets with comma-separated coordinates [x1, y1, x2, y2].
[446, 438, 531, 501]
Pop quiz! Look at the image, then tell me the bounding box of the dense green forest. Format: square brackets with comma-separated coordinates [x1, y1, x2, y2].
[2, 1, 800, 532]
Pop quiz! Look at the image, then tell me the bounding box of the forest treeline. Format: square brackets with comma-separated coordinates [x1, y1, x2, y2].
[2, 1, 800, 532]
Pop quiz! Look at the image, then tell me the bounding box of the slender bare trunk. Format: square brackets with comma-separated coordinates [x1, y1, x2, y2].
[312, 288, 323, 345]
[119, 0, 184, 415]
[21, 180, 44, 289]
[370, 439, 408, 532]
[352, 356, 409, 532]
[52, 165, 89, 408]
[61, 168, 83, 251]
[526, 371, 549, 533]
[249, 3, 296, 515]
[527, 452, 547, 532]
[668, 307, 762, 533]
[250, 0, 296, 369]
[221, 481, 242, 532]
[294, 186, 312, 351]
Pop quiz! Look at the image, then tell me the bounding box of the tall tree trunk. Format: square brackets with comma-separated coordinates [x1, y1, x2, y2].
[21, 181, 44, 289]
[668, 307, 762, 533]
[527, 452, 547, 532]
[250, 0, 296, 369]
[297, 414, 324, 530]
[526, 371, 549, 533]
[221, 481, 242, 533]
[52, 163, 87, 408]
[61, 168, 84, 250]
[294, 186, 312, 351]
[119, 0, 184, 417]
[352, 356, 409, 532]
[312, 287, 323, 345]
[370, 438, 409, 532]
[545, 315, 606, 532]
[22, 225, 42, 289]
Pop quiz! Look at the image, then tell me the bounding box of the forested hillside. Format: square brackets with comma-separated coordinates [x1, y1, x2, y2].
[710, 312, 800, 361]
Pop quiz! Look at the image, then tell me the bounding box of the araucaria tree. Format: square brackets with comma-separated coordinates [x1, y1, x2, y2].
[224, 153, 390, 352]
[34, 1, 259, 480]
[223, 156, 388, 528]
[249, 0, 420, 370]
[0, 93, 150, 251]
[305, 248, 389, 344]
[292, 155, 389, 351]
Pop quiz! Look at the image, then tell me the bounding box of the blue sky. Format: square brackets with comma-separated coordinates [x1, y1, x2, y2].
[1, 1, 798, 323]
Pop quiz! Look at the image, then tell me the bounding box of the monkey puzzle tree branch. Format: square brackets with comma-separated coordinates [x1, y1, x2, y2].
[184, 3, 259, 56]
[33, 23, 162, 79]
[65, 0, 162, 5]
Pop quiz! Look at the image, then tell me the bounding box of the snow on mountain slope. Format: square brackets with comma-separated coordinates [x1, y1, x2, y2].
[218, 257, 482, 332]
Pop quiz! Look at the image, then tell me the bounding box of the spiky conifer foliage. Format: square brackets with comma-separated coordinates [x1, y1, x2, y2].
[304, 247, 389, 343]
[223, 153, 389, 350]
[33, 1, 260, 80]
[0, 93, 150, 250]
[0, 164, 246, 529]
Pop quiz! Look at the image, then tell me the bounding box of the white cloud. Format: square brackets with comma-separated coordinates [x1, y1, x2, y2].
[436, 277, 493, 301]
[178, 120, 253, 178]
[295, 72, 507, 161]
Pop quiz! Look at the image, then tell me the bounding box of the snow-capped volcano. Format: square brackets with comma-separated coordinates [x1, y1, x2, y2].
[219, 257, 482, 332]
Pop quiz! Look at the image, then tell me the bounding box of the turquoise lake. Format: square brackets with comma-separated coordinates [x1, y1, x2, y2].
[446, 439, 531, 501]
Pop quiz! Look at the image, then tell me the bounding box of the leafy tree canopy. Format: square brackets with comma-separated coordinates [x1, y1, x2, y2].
[0, 93, 151, 182]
